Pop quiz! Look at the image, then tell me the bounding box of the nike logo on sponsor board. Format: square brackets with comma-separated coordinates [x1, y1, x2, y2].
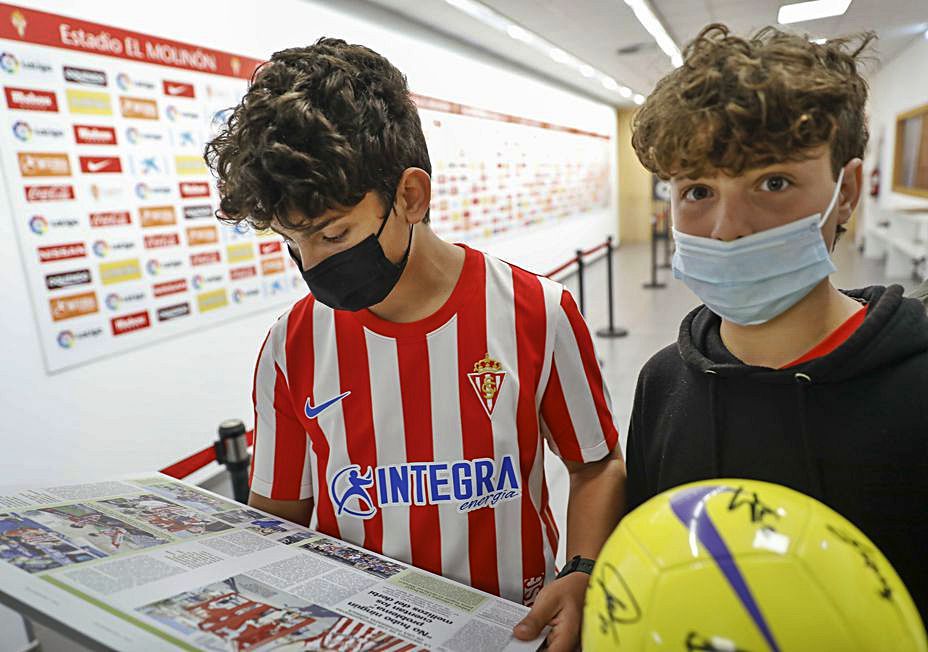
[86, 159, 113, 172]
[305, 391, 351, 419]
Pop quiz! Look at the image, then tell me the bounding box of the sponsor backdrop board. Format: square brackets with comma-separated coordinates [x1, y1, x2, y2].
[1, 3, 616, 374]
[0, 3, 305, 372]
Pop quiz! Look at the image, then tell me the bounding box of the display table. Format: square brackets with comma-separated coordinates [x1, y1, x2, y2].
[0, 474, 542, 651]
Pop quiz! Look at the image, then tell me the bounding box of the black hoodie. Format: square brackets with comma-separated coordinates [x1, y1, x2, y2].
[626, 285, 928, 618]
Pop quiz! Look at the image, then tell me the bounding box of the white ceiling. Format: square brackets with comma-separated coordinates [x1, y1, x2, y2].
[362, 0, 928, 106]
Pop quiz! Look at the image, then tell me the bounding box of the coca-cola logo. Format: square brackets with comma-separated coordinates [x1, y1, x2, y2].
[25, 184, 75, 202]
[89, 211, 131, 228]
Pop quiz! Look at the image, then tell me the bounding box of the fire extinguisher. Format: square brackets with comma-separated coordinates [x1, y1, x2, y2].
[870, 166, 880, 197]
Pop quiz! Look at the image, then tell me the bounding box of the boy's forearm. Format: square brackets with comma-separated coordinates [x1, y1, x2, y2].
[564, 451, 627, 560]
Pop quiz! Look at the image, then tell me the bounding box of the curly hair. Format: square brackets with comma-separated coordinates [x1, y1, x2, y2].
[205, 38, 431, 231]
[632, 23, 876, 180]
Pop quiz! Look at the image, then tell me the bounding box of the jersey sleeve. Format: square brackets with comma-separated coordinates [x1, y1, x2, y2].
[249, 318, 313, 501]
[540, 288, 620, 464]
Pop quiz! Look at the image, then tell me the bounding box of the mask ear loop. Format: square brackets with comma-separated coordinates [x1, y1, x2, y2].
[376, 186, 414, 268]
[818, 167, 846, 228]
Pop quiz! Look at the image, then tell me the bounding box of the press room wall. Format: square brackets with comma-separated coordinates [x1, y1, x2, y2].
[0, 0, 620, 487]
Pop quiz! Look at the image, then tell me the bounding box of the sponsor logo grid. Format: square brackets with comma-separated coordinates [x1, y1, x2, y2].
[1, 27, 306, 369]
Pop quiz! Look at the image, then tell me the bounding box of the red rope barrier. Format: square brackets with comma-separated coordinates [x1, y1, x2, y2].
[158, 237, 614, 479]
[580, 241, 610, 258]
[159, 430, 254, 479]
[543, 257, 578, 279]
[544, 237, 611, 279]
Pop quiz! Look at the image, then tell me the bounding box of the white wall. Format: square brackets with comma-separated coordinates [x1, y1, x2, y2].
[860, 33, 928, 235]
[0, 0, 618, 487]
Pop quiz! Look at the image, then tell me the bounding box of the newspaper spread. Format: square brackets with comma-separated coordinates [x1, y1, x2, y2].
[0, 474, 543, 651]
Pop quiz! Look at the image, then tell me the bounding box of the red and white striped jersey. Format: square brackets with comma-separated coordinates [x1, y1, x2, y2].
[249, 245, 619, 605]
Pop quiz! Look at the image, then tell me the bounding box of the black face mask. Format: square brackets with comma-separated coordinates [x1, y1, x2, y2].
[288, 197, 413, 311]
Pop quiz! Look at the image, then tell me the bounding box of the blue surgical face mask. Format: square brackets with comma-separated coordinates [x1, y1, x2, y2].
[671, 168, 845, 326]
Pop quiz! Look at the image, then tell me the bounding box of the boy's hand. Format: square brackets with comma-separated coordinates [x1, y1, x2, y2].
[513, 572, 589, 651]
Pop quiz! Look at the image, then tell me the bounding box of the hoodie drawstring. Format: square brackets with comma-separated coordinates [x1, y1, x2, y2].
[705, 370, 722, 477]
[794, 372, 825, 501]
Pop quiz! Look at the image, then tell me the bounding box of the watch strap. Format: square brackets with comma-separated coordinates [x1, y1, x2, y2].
[556, 555, 596, 579]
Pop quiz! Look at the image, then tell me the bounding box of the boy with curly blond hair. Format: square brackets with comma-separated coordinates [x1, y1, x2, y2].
[626, 24, 928, 617]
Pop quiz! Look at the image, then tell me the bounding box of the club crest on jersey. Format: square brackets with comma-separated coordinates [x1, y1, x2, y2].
[328, 456, 521, 520]
[467, 353, 506, 418]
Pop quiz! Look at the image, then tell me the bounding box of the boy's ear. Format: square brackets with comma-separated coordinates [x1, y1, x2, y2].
[838, 158, 864, 226]
[396, 168, 431, 225]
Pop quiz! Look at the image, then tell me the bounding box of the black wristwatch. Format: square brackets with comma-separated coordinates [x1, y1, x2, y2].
[556, 555, 596, 579]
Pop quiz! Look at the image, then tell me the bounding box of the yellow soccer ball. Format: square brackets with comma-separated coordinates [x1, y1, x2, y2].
[582, 479, 926, 651]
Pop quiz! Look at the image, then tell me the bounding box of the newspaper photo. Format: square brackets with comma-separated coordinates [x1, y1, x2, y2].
[0, 474, 543, 651]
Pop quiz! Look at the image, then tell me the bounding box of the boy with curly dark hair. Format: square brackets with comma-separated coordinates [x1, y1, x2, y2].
[205, 39, 625, 650]
[627, 24, 928, 617]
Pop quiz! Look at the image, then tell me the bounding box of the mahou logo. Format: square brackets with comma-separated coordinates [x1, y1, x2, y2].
[111, 310, 151, 336]
[73, 124, 117, 145]
[4, 86, 58, 111]
[179, 181, 209, 198]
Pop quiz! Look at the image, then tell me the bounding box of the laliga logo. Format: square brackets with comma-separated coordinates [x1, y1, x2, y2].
[28, 215, 47, 235]
[146, 259, 161, 275]
[191, 274, 204, 290]
[57, 330, 75, 349]
[135, 182, 150, 199]
[232, 288, 244, 303]
[12, 120, 31, 141]
[105, 293, 120, 311]
[116, 72, 130, 91]
[92, 240, 109, 258]
[0, 51, 18, 73]
[330, 465, 376, 519]
[165, 105, 178, 121]
[126, 127, 140, 144]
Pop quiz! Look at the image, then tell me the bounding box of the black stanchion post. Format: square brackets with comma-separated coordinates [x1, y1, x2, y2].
[596, 236, 628, 338]
[215, 419, 251, 504]
[660, 214, 672, 269]
[643, 215, 667, 289]
[576, 249, 586, 316]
